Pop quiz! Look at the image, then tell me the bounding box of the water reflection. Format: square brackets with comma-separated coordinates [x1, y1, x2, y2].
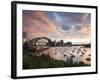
[40, 46, 91, 65]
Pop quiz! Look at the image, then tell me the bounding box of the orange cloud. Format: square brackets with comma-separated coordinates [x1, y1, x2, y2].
[80, 24, 91, 34]
[31, 11, 58, 32]
[23, 11, 91, 43]
[23, 11, 60, 40]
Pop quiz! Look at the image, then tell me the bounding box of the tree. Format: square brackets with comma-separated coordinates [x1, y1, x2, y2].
[23, 32, 27, 38]
[60, 40, 64, 46]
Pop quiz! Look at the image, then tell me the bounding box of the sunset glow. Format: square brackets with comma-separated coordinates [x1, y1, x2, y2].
[23, 10, 91, 44]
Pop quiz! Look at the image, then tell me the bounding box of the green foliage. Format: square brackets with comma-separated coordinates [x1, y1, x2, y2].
[23, 53, 90, 69]
[23, 54, 65, 69]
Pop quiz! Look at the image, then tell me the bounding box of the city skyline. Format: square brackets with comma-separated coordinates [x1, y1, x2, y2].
[23, 10, 91, 44]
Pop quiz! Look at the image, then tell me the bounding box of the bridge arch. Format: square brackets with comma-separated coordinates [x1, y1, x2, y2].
[29, 37, 51, 49]
[31, 37, 51, 43]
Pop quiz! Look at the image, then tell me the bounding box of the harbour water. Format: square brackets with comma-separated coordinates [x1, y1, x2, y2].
[39, 46, 91, 65]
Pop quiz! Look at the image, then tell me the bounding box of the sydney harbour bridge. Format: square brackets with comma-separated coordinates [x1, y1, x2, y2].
[29, 37, 52, 50]
[23, 36, 72, 51]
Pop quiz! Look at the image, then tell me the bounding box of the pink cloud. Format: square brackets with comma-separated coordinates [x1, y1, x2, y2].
[23, 11, 60, 39]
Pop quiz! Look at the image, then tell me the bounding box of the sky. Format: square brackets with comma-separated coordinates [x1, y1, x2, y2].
[23, 10, 91, 44]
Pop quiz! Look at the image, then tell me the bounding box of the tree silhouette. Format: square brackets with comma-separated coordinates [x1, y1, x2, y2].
[23, 32, 27, 38]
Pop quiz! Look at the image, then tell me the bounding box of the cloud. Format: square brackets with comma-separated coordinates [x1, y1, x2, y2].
[23, 10, 91, 43]
[23, 11, 61, 39]
[81, 14, 90, 21]
[65, 13, 91, 25]
[62, 25, 72, 31]
[79, 24, 91, 34]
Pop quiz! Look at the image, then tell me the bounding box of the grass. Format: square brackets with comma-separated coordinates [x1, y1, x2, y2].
[23, 53, 65, 69]
[23, 52, 90, 69]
